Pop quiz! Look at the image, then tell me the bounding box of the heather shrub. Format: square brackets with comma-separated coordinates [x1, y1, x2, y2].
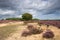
[27, 25, 34, 30]
[57, 26, 60, 29]
[24, 21, 28, 25]
[27, 25, 43, 34]
[43, 29, 54, 39]
[30, 28, 43, 34]
[21, 25, 43, 37]
[21, 30, 32, 37]
[38, 22, 42, 26]
[46, 24, 49, 28]
[57, 25, 60, 29]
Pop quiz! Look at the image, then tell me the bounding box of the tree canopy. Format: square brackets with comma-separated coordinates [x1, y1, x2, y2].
[22, 13, 33, 21]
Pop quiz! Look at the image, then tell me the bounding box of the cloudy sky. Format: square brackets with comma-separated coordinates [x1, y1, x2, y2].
[0, 0, 60, 20]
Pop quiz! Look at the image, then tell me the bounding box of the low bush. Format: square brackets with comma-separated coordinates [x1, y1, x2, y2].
[21, 25, 43, 37]
[38, 22, 42, 26]
[27, 25, 34, 30]
[27, 25, 43, 34]
[43, 29, 54, 39]
[46, 24, 49, 28]
[21, 30, 32, 37]
[30, 28, 43, 34]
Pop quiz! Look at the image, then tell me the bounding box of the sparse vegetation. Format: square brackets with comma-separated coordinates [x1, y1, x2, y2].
[21, 25, 43, 37]
[38, 22, 42, 26]
[27, 25, 43, 34]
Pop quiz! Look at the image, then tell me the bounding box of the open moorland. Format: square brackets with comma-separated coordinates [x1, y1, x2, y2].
[0, 20, 60, 40]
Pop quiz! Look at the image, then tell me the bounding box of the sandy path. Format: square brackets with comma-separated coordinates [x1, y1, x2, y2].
[0, 21, 24, 27]
[0, 23, 8, 27]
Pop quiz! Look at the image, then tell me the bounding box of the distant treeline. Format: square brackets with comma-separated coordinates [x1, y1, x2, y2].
[6, 18, 23, 21]
[6, 18, 39, 21]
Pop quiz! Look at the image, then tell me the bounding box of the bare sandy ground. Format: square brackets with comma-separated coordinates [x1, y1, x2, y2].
[0, 22, 60, 40]
[0, 24, 8, 27]
[0, 21, 24, 27]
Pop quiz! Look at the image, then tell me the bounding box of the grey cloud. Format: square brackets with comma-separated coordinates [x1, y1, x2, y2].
[0, 0, 60, 19]
[44, 0, 60, 14]
[0, 0, 17, 10]
[0, 13, 21, 19]
[19, 0, 60, 15]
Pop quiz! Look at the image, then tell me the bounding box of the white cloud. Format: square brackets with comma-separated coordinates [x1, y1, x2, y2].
[18, 0, 48, 9]
[16, 15, 22, 18]
[0, 9, 16, 15]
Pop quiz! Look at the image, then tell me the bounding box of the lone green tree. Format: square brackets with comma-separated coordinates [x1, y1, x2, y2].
[22, 13, 33, 21]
